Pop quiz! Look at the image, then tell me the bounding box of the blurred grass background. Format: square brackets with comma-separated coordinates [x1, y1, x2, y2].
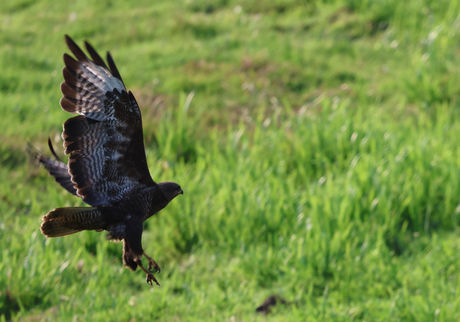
[2, 0, 460, 320]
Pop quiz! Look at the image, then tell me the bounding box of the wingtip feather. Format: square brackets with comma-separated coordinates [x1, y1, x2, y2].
[60, 82, 75, 98]
[106, 52, 125, 85]
[65, 35, 89, 62]
[47, 137, 63, 162]
[85, 41, 108, 69]
[60, 96, 77, 113]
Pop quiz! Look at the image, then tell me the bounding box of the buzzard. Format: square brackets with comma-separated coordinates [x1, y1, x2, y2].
[36, 35, 183, 286]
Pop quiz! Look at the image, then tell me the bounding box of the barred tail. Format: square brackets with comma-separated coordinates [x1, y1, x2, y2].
[40, 207, 104, 237]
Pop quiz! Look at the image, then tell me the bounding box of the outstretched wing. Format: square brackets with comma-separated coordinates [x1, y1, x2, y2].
[28, 139, 78, 196]
[60, 35, 155, 206]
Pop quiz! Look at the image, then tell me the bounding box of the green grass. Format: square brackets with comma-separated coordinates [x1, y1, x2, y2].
[2, 0, 460, 320]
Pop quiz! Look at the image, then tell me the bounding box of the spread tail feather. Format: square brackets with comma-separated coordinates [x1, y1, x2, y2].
[41, 207, 104, 237]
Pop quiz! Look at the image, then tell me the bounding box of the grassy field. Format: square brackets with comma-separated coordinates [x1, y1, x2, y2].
[2, 0, 460, 320]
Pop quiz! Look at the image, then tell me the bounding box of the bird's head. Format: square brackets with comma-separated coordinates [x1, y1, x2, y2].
[158, 181, 183, 202]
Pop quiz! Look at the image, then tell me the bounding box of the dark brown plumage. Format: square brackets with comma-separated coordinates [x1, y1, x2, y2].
[36, 35, 183, 286]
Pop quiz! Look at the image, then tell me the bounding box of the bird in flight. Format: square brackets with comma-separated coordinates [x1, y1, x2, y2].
[35, 35, 183, 286]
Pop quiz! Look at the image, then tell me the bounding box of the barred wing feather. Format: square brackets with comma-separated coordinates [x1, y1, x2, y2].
[60, 35, 155, 206]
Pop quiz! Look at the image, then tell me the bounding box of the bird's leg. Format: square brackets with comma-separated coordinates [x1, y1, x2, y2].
[143, 251, 161, 273]
[136, 259, 160, 286]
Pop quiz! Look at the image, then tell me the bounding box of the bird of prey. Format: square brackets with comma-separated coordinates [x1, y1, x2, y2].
[35, 35, 183, 286]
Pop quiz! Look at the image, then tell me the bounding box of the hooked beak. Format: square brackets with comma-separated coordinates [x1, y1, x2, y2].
[179, 189, 184, 195]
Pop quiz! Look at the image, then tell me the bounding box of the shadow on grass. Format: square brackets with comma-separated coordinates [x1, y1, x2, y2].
[1, 287, 52, 320]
